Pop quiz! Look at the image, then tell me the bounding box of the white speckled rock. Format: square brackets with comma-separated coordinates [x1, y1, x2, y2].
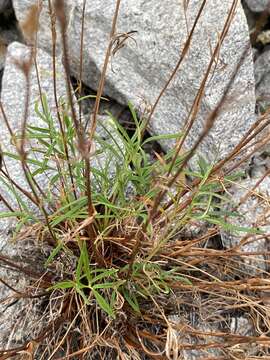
[169, 315, 223, 359]
[244, 0, 270, 13]
[0, 0, 22, 73]
[254, 48, 270, 110]
[0, 42, 68, 347]
[0, 42, 128, 348]
[170, 313, 256, 359]
[13, 0, 256, 164]
[221, 155, 270, 275]
[0, 42, 69, 211]
[0, 40, 123, 262]
[0, 237, 49, 349]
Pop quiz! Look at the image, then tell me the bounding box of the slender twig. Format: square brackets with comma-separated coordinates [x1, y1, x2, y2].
[167, 0, 238, 176]
[127, 41, 250, 275]
[49, 0, 78, 201]
[78, 0, 87, 125]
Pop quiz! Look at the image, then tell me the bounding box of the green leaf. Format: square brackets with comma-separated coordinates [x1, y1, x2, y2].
[50, 197, 88, 227]
[92, 280, 125, 290]
[76, 286, 90, 304]
[0, 211, 25, 219]
[90, 269, 118, 285]
[142, 132, 182, 146]
[92, 289, 115, 318]
[197, 155, 209, 176]
[45, 241, 63, 266]
[27, 125, 50, 134]
[204, 216, 263, 234]
[122, 287, 141, 313]
[50, 281, 74, 290]
[77, 95, 108, 102]
[80, 241, 92, 283]
[76, 249, 84, 282]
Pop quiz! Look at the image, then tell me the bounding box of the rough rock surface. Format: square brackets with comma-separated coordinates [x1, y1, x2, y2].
[0, 42, 84, 348]
[13, 0, 256, 164]
[0, 41, 69, 348]
[0, 42, 119, 208]
[170, 313, 256, 359]
[0, 0, 22, 86]
[254, 48, 270, 110]
[0, 42, 71, 210]
[13, 0, 72, 51]
[0, 1, 266, 356]
[221, 153, 270, 274]
[230, 316, 255, 337]
[0, 236, 49, 349]
[0, 25, 23, 75]
[244, 0, 270, 13]
[0, 41, 125, 349]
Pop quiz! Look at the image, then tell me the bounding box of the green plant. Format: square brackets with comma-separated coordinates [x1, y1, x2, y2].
[1, 1, 270, 358]
[0, 91, 261, 358]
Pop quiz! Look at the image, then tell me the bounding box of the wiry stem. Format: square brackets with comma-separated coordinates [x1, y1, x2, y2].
[48, 0, 77, 201]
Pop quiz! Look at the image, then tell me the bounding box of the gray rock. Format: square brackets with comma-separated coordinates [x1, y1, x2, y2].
[0, 27, 22, 46]
[0, 0, 22, 74]
[255, 48, 270, 111]
[13, 0, 72, 50]
[0, 28, 23, 74]
[170, 314, 257, 358]
[13, 0, 256, 165]
[0, 42, 86, 348]
[0, 40, 122, 256]
[0, 42, 127, 347]
[221, 153, 270, 274]
[230, 316, 255, 337]
[229, 316, 258, 356]
[169, 315, 223, 359]
[242, 0, 257, 31]
[244, 0, 270, 13]
[0, 237, 48, 349]
[0, 41, 67, 348]
[0, 42, 70, 210]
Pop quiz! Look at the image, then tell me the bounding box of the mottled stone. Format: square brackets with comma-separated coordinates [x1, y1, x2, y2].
[0, 237, 48, 349]
[169, 315, 223, 359]
[257, 30, 270, 46]
[13, 0, 256, 165]
[0, 41, 123, 254]
[254, 48, 270, 110]
[12, 0, 72, 51]
[0, 41, 68, 347]
[0, 42, 69, 208]
[230, 316, 255, 336]
[221, 153, 270, 274]
[0, 28, 23, 75]
[244, 0, 270, 13]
